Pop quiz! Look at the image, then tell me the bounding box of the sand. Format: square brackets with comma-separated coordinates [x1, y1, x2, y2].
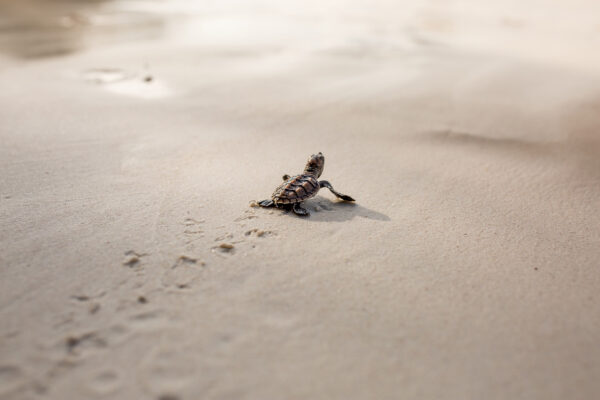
[1, 1, 600, 399]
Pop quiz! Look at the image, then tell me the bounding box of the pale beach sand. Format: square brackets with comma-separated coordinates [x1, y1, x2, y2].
[1, 1, 600, 399]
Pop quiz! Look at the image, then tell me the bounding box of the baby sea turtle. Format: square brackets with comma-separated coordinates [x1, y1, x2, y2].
[258, 152, 355, 216]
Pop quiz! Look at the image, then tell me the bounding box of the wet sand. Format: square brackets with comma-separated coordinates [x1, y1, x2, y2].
[1, 1, 600, 399]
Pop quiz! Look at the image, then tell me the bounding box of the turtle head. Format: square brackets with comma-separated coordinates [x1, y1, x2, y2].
[304, 152, 325, 178]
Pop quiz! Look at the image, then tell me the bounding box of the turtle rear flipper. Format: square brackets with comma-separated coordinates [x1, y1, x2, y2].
[319, 180, 355, 202]
[292, 203, 310, 216]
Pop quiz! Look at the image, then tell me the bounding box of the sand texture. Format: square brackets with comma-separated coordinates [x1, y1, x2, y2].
[1, 1, 600, 399]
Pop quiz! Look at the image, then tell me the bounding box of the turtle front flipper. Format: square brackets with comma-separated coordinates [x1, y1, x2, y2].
[258, 199, 275, 207]
[319, 180, 355, 202]
[292, 203, 310, 216]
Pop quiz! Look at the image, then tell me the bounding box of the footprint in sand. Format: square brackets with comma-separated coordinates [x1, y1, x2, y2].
[64, 331, 107, 354]
[244, 228, 275, 238]
[182, 217, 204, 231]
[214, 232, 233, 241]
[70, 291, 105, 315]
[209, 209, 279, 256]
[235, 209, 258, 222]
[161, 256, 204, 289]
[129, 309, 170, 332]
[181, 217, 205, 244]
[88, 303, 101, 314]
[123, 250, 148, 268]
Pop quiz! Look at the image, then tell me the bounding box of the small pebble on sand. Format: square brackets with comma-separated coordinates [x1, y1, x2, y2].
[218, 243, 234, 251]
[123, 256, 139, 267]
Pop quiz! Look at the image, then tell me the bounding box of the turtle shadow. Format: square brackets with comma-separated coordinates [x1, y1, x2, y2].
[301, 196, 390, 222]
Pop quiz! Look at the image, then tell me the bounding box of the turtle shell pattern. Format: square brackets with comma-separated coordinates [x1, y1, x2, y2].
[272, 174, 320, 205]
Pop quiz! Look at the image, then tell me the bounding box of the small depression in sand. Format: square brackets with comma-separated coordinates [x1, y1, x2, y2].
[83, 68, 173, 99]
[105, 78, 172, 99]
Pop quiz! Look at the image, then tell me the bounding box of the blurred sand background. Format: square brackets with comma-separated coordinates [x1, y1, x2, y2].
[1, 1, 600, 399]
